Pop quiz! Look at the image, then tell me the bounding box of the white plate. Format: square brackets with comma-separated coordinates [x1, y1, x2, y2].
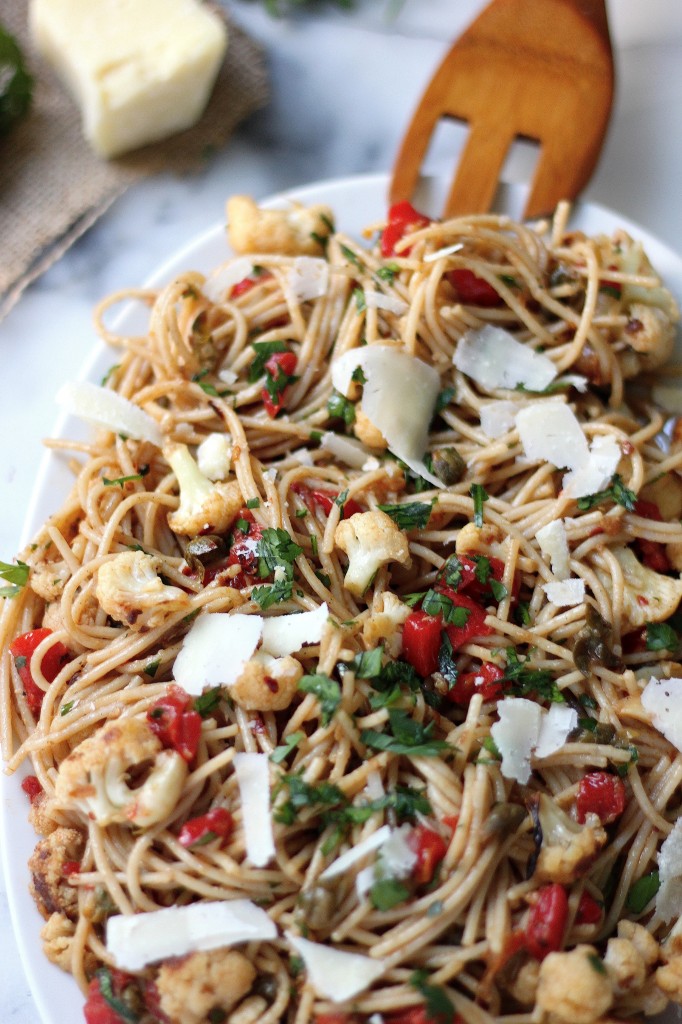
[3, 172, 682, 1024]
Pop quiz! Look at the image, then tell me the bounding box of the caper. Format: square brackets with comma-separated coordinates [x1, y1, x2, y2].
[482, 801, 527, 840]
[431, 446, 466, 486]
[297, 884, 337, 930]
[253, 974, 278, 1004]
[185, 534, 226, 579]
[573, 606, 619, 676]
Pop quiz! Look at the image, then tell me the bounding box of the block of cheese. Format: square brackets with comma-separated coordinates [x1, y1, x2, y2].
[30, 0, 228, 158]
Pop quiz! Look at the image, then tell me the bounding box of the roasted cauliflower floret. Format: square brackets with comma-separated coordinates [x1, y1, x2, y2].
[156, 948, 256, 1024]
[591, 545, 682, 631]
[656, 957, 682, 1003]
[30, 561, 70, 601]
[604, 936, 647, 997]
[54, 717, 187, 828]
[229, 652, 303, 711]
[503, 958, 540, 1008]
[529, 793, 607, 885]
[537, 945, 613, 1024]
[622, 303, 675, 369]
[363, 592, 411, 657]
[353, 408, 388, 450]
[29, 827, 84, 920]
[165, 442, 244, 536]
[455, 521, 510, 563]
[196, 432, 233, 481]
[96, 551, 190, 628]
[227, 195, 333, 257]
[41, 912, 97, 975]
[334, 509, 411, 598]
[28, 790, 60, 836]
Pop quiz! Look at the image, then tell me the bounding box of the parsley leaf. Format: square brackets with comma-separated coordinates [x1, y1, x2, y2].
[102, 465, 149, 488]
[421, 590, 470, 627]
[257, 528, 302, 578]
[193, 687, 223, 718]
[361, 708, 450, 757]
[353, 287, 367, 312]
[370, 878, 410, 910]
[576, 473, 637, 513]
[410, 970, 456, 1024]
[626, 870, 660, 913]
[378, 500, 434, 530]
[437, 631, 458, 688]
[251, 579, 294, 609]
[340, 243, 364, 271]
[352, 647, 384, 679]
[327, 390, 356, 426]
[270, 730, 304, 764]
[470, 483, 489, 527]
[298, 673, 341, 725]
[503, 648, 564, 703]
[248, 340, 289, 383]
[645, 622, 679, 652]
[273, 774, 345, 826]
[0, 559, 29, 599]
[375, 263, 399, 284]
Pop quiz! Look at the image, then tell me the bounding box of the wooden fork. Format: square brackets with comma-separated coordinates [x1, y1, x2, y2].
[389, 0, 614, 219]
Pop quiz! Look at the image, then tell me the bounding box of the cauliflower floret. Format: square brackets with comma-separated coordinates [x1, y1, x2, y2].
[229, 651, 303, 711]
[616, 920, 660, 969]
[655, 957, 682, 1003]
[156, 948, 255, 1024]
[529, 794, 607, 885]
[227, 195, 333, 257]
[28, 827, 84, 920]
[591, 545, 682, 631]
[363, 592, 411, 657]
[165, 442, 244, 536]
[455, 521, 510, 562]
[28, 791, 60, 836]
[30, 561, 70, 601]
[334, 509, 411, 598]
[536, 945, 613, 1024]
[353, 408, 388, 450]
[41, 912, 96, 975]
[621, 303, 675, 369]
[196, 432, 233, 481]
[604, 936, 646, 997]
[54, 717, 187, 828]
[96, 551, 191, 628]
[503, 958, 540, 1008]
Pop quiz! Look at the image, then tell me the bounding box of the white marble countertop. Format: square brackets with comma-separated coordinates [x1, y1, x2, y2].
[3, 0, 682, 1019]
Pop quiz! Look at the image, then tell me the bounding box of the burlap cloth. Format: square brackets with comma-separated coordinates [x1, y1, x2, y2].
[0, 2, 269, 321]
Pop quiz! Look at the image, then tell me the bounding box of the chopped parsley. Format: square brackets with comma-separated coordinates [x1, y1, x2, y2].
[626, 870, 660, 913]
[269, 730, 304, 764]
[193, 687, 224, 718]
[246, 497, 261, 510]
[353, 287, 367, 313]
[102, 465, 149, 488]
[144, 660, 160, 677]
[327, 389, 356, 426]
[434, 386, 456, 416]
[273, 775, 345, 826]
[410, 970, 456, 1024]
[253, 528, 303, 606]
[339, 243, 364, 271]
[576, 473, 637, 513]
[0, 559, 29, 599]
[375, 263, 400, 285]
[421, 590, 470, 627]
[248, 340, 289, 383]
[361, 708, 450, 757]
[503, 648, 564, 703]
[60, 700, 74, 716]
[352, 646, 384, 679]
[370, 878, 410, 911]
[470, 482, 489, 526]
[378, 499, 435, 530]
[645, 622, 679, 652]
[298, 673, 341, 725]
[191, 368, 230, 397]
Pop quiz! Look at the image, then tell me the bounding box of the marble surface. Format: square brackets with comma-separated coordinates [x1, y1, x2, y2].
[3, 0, 682, 1018]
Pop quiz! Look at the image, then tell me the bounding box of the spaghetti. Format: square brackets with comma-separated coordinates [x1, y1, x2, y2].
[3, 194, 682, 1024]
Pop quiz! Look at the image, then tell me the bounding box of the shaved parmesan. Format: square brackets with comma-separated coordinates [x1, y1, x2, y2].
[363, 289, 408, 315]
[287, 257, 329, 302]
[656, 818, 682, 922]
[321, 431, 369, 469]
[233, 753, 275, 868]
[534, 704, 578, 758]
[57, 380, 162, 447]
[542, 579, 585, 607]
[491, 698, 543, 784]
[492, 698, 575, 782]
[173, 613, 262, 695]
[319, 825, 392, 881]
[423, 242, 464, 262]
[377, 823, 418, 878]
[261, 604, 328, 657]
[218, 367, 238, 386]
[641, 677, 682, 752]
[289, 447, 315, 467]
[515, 402, 588, 470]
[284, 932, 385, 1002]
[480, 400, 521, 439]
[562, 434, 621, 499]
[330, 347, 364, 397]
[537, 520, 570, 579]
[203, 256, 254, 303]
[453, 325, 558, 392]
[356, 865, 375, 899]
[107, 899, 276, 971]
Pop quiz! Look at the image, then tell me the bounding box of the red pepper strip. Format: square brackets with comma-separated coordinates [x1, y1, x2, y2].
[402, 610, 443, 677]
[230, 269, 273, 299]
[576, 771, 626, 825]
[437, 554, 517, 603]
[178, 807, 234, 849]
[409, 824, 448, 885]
[633, 498, 671, 572]
[381, 201, 431, 258]
[446, 661, 505, 706]
[202, 509, 264, 587]
[147, 685, 202, 763]
[9, 627, 70, 716]
[444, 591, 493, 651]
[446, 268, 502, 308]
[261, 350, 298, 418]
[292, 482, 362, 520]
[442, 814, 459, 833]
[62, 860, 81, 876]
[83, 970, 140, 1024]
[525, 883, 569, 960]
[21, 774, 43, 802]
[575, 890, 603, 925]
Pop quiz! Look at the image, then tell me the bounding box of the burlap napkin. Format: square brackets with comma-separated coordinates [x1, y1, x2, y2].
[0, 1, 269, 321]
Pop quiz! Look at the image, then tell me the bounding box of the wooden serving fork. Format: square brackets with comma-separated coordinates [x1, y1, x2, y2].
[389, 0, 614, 219]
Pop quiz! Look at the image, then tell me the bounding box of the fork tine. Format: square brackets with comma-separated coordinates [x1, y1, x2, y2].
[389, 103, 442, 208]
[442, 121, 515, 219]
[523, 127, 608, 220]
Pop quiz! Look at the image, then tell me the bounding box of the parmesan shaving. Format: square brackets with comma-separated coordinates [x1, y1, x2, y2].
[287, 257, 329, 302]
[173, 613, 262, 695]
[261, 603, 328, 657]
[233, 753, 275, 868]
[363, 289, 408, 315]
[202, 257, 254, 303]
[542, 579, 586, 606]
[656, 818, 682, 922]
[57, 380, 162, 447]
[284, 932, 385, 1002]
[641, 677, 682, 752]
[537, 520, 571, 579]
[453, 325, 558, 392]
[319, 825, 392, 881]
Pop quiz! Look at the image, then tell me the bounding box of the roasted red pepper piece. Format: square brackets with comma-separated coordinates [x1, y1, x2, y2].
[633, 499, 671, 573]
[292, 483, 362, 520]
[409, 825, 448, 885]
[402, 610, 443, 677]
[21, 774, 43, 802]
[83, 969, 141, 1024]
[261, 349, 297, 418]
[202, 509, 264, 588]
[178, 807, 234, 848]
[9, 627, 70, 716]
[446, 268, 502, 307]
[147, 685, 202, 763]
[446, 661, 505, 706]
[381, 201, 431, 258]
[576, 771, 626, 825]
[230, 268, 272, 298]
[444, 591, 493, 651]
[525, 883, 568, 960]
[575, 890, 603, 925]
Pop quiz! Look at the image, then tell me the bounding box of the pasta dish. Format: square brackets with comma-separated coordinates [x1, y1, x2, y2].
[3, 190, 682, 1024]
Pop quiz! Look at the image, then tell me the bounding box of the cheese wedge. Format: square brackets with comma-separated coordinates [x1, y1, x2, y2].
[30, 0, 227, 158]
